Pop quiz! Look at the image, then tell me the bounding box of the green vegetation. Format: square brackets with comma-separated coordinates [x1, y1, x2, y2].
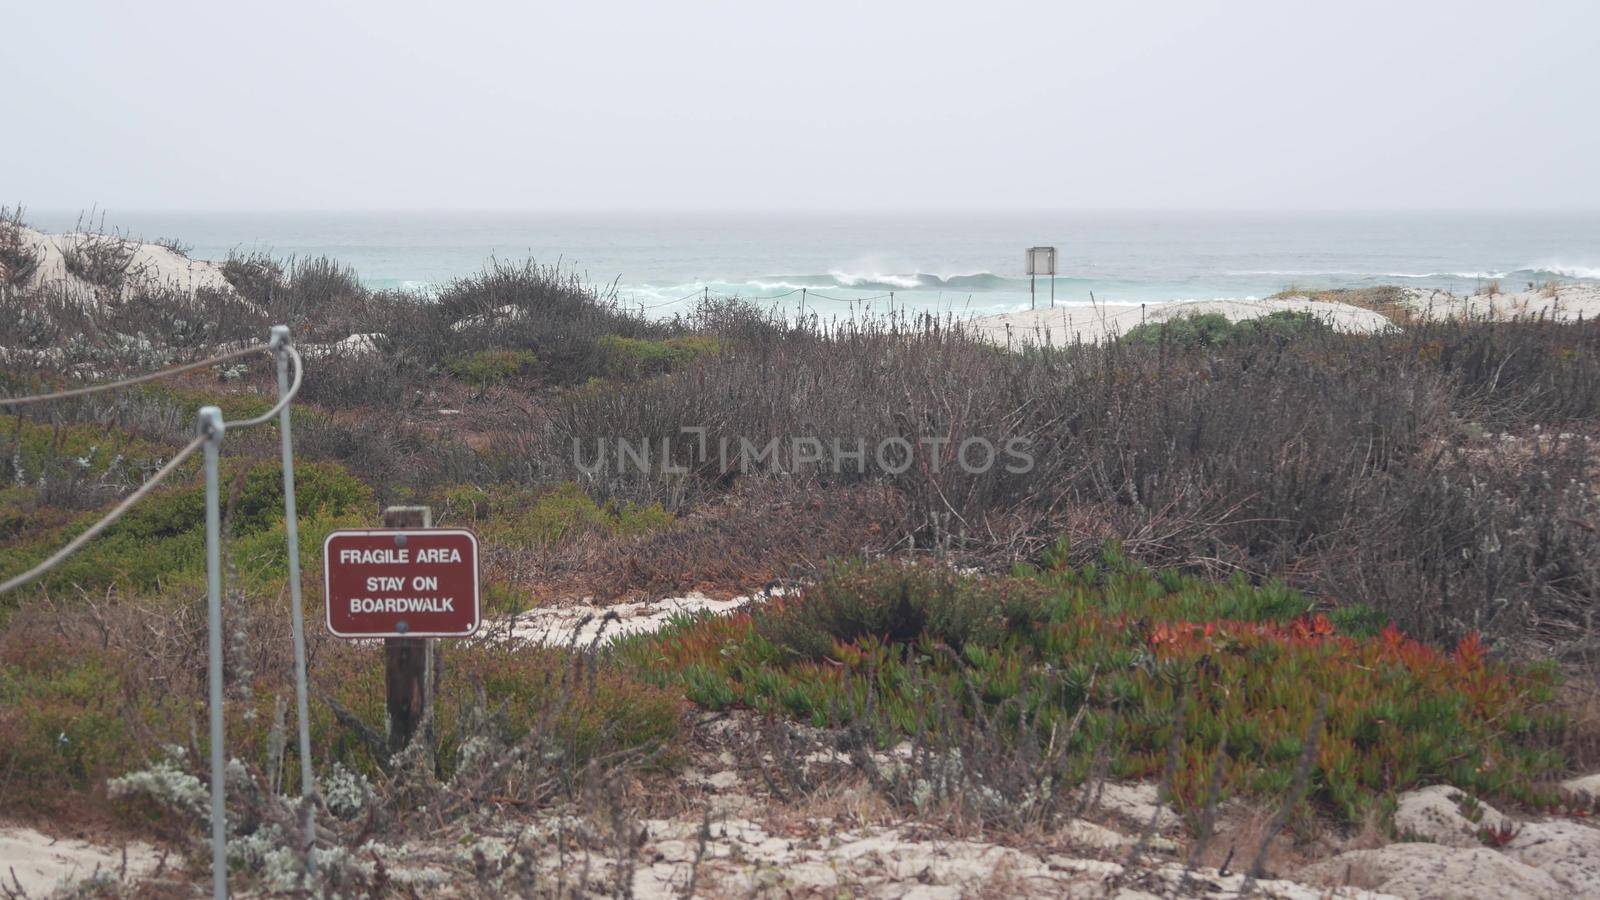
[1267, 285, 1415, 324]
[621, 550, 1564, 823]
[2, 413, 173, 483]
[436, 481, 671, 550]
[0, 459, 373, 598]
[445, 348, 538, 386]
[597, 334, 721, 378]
[1120, 310, 1333, 347]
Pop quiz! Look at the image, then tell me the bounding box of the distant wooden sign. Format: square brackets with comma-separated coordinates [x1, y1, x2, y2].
[323, 528, 480, 638]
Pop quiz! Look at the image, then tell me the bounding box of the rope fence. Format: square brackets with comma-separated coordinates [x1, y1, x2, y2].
[0, 344, 304, 594]
[0, 329, 313, 899]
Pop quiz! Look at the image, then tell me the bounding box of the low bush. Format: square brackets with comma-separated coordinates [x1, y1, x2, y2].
[1119, 310, 1334, 347]
[2, 414, 174, 488]
[596, 335, 721, 379]
[220, 251, 284, 305]
[103, 285, 267, 348]
[390, 259, 666, 384]
[445, 348, 538, 386]
[623, 554, 1565, 824]
[293, 347, 421, 410]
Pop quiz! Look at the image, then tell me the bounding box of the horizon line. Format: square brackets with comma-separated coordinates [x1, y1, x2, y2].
[16, 206, 1600, 218]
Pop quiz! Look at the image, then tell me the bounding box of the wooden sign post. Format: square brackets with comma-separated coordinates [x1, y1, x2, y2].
[323, 506, 480, 754]
[384, 505, 431, 753]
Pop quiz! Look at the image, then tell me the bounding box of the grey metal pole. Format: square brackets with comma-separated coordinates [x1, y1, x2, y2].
[199, 405, 227, 900]
[270, 326, 317, 877]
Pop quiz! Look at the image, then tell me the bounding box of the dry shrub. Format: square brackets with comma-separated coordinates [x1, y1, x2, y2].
[63, 229, 139, 292]
[571, 481, 898, 598]
[293, 346, 421, 410]
[1553, 680, 1600, 773]
[0, 278, 97, 349]
[546, 312, 1600, 652]
[0, 205, 41, 289]
[221, 252, 366, 339]
[104, 284, 267, 348]
[387, 259, 659, 384]
[430, 480, 896, 601]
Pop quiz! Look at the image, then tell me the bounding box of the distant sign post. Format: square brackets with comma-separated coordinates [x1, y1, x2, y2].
[1027, 246, 1057, 309]
[324, 509, 479, 751]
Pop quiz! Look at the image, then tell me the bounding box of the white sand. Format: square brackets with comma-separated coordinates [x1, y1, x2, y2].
[496, 589, 782, 646]
[971, 283, 1600, 347]
[1402, 282, 1600, 322]
[7, 225, 243, 311]
[971, 297, 1395, 346]
[0, 825, 161, 895]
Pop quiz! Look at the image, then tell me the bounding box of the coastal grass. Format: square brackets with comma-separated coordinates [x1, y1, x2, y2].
[1269, 285, 1416, 324]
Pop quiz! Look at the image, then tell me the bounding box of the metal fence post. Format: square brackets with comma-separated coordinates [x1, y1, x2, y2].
[199, 405, 228, 900]
[270, 325, 317, 876]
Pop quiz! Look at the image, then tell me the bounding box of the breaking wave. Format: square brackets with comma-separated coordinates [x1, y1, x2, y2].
[762, 271, 1022, 292]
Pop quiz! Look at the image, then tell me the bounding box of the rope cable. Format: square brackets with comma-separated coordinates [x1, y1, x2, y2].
[223, 345, 303, 429]
[0, 344, 267, 407]
[0, 434, 208, 594]
[0, 341, 302, 594]
[634, 289, 704, 311]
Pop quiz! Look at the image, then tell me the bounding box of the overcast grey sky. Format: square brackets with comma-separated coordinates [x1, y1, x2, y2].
[3, 0, 1597, 212]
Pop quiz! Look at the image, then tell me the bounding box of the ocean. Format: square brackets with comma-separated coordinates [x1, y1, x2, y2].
[24, 210, 1600, 318]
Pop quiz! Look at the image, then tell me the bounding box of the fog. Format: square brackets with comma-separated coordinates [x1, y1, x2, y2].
[3, 0, 1596, 211]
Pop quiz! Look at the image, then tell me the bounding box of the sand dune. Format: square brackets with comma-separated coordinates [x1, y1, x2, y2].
[1402, 283, 1600, 322]
[5, 226, 243, 310]
[970, 283, 1600, 346]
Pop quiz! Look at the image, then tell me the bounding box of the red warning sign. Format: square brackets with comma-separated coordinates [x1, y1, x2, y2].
[323, 529, 480, 638]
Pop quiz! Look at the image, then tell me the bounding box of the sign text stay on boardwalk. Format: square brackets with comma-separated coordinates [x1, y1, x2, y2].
[323, 528, 480, 638]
